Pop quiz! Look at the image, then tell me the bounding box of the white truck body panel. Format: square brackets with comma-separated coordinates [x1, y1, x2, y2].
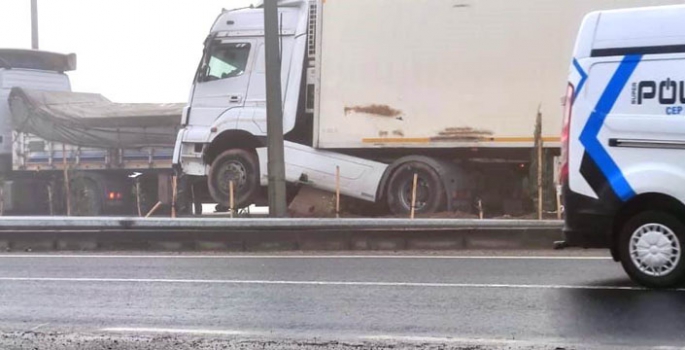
[315, 0, 685, 149]
[257, 141, 387, 201]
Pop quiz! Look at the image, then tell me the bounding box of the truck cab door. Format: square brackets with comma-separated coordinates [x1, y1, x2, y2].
[188, 40, 255, 129]
[245, 36, 297, 134]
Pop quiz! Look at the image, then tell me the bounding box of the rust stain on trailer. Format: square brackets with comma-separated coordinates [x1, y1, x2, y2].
[430, 127, 494, 142]
[344, 104, 402, 118]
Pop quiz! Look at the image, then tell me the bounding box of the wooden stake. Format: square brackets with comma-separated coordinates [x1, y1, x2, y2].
[410, 173, 418, 219]
[62, 144, 71, 216]
[190, 182, 196, 215]
[145, 201, 163, 218]
[47, 183, 54, 216]
[0, 186, 5, 216]
[136, 180, 142, 217]
[556, 185, 562, 220]
[335, 166, 340, 218]
[229, 180, 235, 219]
[171, 175, 177, 218]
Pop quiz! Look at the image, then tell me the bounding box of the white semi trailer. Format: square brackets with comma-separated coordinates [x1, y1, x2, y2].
[174, 0, 684, 215]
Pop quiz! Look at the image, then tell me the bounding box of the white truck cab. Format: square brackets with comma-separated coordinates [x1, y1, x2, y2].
[175, 1, 405, 212]
[563, 5, 685, 288]
[180, 3, 307, 141]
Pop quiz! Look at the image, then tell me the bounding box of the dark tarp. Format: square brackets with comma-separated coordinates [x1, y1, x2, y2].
[0, 49, 76, 72]
[9, 87, 184, 149]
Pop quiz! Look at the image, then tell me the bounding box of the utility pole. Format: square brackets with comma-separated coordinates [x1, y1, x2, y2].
[263, 0, 288, 218]
[31, 0, 39, 49]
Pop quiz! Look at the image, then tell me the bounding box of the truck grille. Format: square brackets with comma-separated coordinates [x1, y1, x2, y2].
[307, 1, 318, 60]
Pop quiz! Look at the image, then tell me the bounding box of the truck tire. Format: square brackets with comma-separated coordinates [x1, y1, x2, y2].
[618, 211, 685, 288]
[70, 177, 103, 216]
[208, 149, 259, 209]
[386, 161, 446, 216]
[175, 175, 193, 217]
[175, 176, 203, 216]
[194, 200, 203, 215]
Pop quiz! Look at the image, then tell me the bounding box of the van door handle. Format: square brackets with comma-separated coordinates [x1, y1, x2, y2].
[229, 95, 243, 103]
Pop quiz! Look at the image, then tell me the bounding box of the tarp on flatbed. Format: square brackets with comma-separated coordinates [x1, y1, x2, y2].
[8, 87, 183, 148]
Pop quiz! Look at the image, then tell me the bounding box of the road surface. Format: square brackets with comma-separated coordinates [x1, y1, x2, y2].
[0, 251, 682, 349]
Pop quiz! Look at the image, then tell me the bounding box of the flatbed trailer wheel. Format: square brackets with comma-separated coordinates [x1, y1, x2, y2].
[619, 211, 685, 288]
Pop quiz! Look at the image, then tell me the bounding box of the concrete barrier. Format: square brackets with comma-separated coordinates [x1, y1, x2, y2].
[0, 217, 564, 252]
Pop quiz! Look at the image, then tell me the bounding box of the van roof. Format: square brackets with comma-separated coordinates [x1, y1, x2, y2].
[578, 5, 685, 58]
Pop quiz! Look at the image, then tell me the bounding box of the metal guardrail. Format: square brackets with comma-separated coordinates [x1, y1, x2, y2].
[0, 217, 563, 231]
[0, 217, 565, 252]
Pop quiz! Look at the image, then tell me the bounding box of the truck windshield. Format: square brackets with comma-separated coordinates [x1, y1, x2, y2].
[201, 42, 251, 82]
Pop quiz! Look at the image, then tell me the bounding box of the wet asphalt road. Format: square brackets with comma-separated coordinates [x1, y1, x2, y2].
[0, 251, 683, 349]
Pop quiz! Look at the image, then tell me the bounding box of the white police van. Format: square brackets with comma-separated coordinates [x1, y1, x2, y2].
[563, 5, 685, 288]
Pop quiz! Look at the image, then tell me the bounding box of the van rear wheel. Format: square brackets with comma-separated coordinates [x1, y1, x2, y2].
[618, 211, 685, 288]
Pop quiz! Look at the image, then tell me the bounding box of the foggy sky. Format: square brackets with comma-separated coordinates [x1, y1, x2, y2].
[0, 1, 257, 103]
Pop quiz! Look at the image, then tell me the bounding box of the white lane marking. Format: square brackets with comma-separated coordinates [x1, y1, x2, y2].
[30, 323, 49, 331]
[360, 335, 538, 346]
[361, 336, 683, 349]
[0, 277, 680, 292]
[103, 327, 251, 336]
[0, 254, 612, 260]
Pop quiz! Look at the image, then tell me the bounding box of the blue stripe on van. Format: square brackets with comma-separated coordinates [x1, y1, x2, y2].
[579, 54, 641, 202]
[572, 58, 587, 102]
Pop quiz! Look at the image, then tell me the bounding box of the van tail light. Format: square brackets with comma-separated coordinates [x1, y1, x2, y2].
[559, 83, 574, 185]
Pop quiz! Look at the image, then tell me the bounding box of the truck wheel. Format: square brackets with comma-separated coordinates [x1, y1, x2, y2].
[175, 176, 193, 217]
[386, 162, 446, 216]
[208, 149, 259, 209]
[70, 177, 103, 216]
[194, 200, 203, 215]
[618, 211, 685, 288]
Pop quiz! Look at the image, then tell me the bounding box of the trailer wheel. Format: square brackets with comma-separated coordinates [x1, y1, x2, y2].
[208, 149, 259, 209]
[386, 161, 446, 216]
[70, 177, 103, 216]
[618, 211, 685, 288]
[175, 176, 193, 217]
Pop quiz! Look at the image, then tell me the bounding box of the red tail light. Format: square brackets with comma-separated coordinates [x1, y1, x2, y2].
[560, 83, 574, 185]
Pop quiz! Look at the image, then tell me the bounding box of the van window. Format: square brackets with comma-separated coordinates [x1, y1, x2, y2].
[202, 43, 251, 82]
